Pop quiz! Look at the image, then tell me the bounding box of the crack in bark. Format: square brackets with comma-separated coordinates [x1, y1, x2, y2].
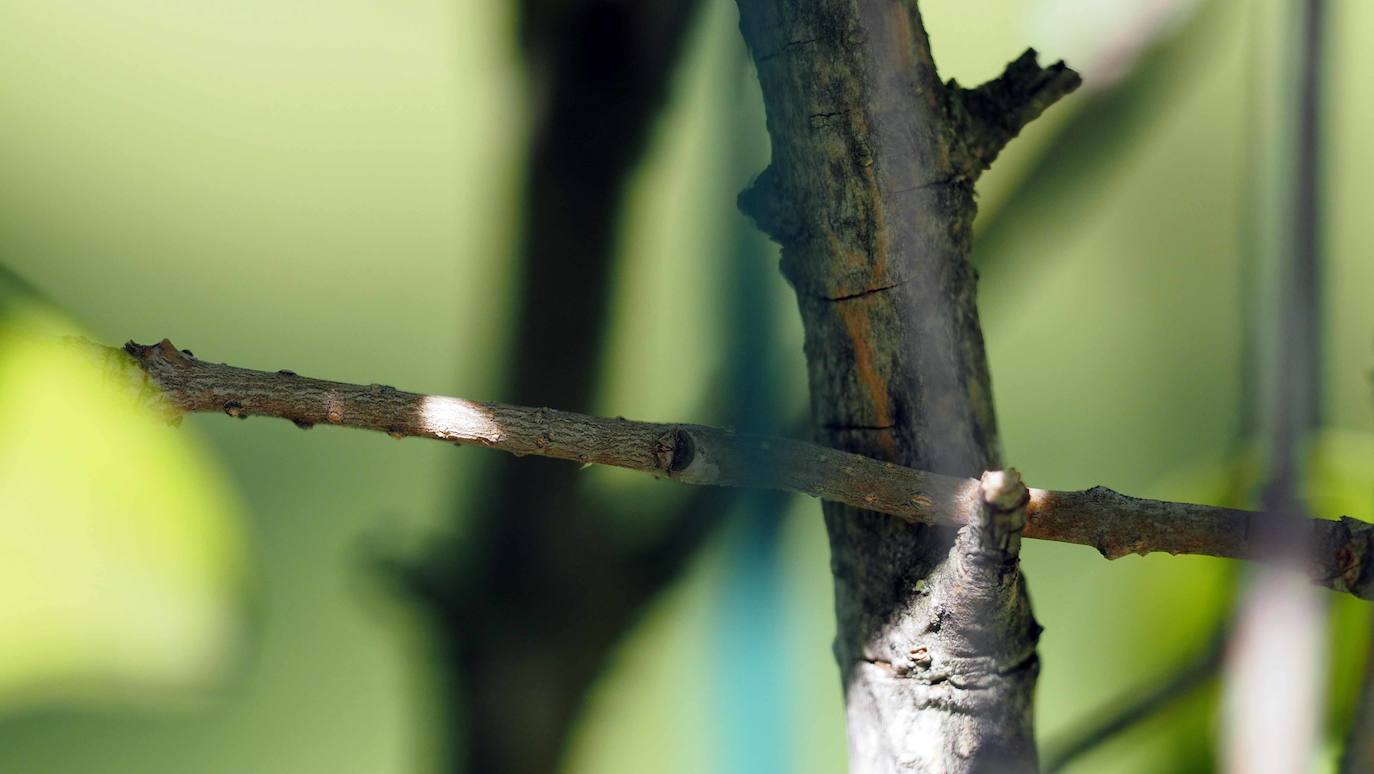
[757, 35, 824, 63]
[818, 278, 914, 302]
[890, 176, 965, 196]
[807, 109, 851, 127]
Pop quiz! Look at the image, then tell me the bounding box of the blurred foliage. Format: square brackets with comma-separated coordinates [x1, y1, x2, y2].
[0, 279, 245, 715]
[1, 0, 1373, 772]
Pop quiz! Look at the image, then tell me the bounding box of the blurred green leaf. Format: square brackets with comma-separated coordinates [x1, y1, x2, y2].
[0, 298, 245, 712]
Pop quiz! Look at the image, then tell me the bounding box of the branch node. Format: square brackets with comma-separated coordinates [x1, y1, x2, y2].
[1330, 516, 1374, 597]
[737, 164, 803, 245]
[156, 338, 185, 361]
[948, 48, 1081, 177]
[654, 427, 695, 474]
[972, 468, 1030, 561]
[981, 468, 1030, 513]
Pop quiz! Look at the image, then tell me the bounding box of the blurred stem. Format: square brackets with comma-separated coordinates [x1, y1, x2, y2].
[1265, 0, 1324, 501]
[414, 2, 707, 772]
[1344, 616, 1374, 773]
[1038, 0, 1331, 763]
[1224, 0, 1327, 770]
[1042, 624, 1229, 772]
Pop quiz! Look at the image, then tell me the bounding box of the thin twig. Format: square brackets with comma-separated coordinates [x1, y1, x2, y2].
[92, 337, 1374, 600]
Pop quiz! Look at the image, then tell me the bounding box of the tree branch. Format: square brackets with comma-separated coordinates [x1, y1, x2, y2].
[949, 48, 1082, 177]
[99, 336, 1374, 600]
[734, 5, 1054, 764]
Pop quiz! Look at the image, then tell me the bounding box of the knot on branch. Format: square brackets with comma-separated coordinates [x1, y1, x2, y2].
[124, 338, 189, 366]
[946, 48, 1081, 178]
[118, 338, 189, 421]
[737, 164, 803, 246]
[971, 469, 1030, 561]
[1325, 516, 1374, 599]
[653, 427, 696, 475]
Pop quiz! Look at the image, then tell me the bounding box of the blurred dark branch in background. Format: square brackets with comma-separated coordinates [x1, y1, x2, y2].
[1225, 0, 1328, 768]
[390, 1, 715, 771]
[1344, 619, 1374, 774]
[104, 335, 1374, 602]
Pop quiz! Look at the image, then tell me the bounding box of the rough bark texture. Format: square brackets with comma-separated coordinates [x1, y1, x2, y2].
[732, 1, 1077, 770]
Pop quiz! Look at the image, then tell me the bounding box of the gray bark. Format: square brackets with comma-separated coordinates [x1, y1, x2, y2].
[731, 1, 1077, 770]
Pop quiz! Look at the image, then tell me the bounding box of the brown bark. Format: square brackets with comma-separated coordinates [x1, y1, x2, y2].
[108, 336, 1374, 602]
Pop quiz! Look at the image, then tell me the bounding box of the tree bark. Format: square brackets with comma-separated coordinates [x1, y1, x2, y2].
[732, 2, 1077, 769]
[93, 335, 1374, 602]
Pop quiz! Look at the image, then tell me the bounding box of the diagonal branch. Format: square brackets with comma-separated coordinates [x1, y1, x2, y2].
[102, 336, 1374, 600]
[1042, 622, 1229, 772]
[949, 48, 1083, 177]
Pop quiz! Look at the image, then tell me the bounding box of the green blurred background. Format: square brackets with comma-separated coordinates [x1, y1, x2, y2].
[2, 0, 1373, 771]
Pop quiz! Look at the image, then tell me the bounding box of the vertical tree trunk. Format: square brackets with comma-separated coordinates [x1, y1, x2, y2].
[733, 1, 1077, 770]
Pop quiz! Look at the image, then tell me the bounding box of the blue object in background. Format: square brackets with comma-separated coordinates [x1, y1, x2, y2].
[715, 492, 790, 774]
[711, 50, 792, 768]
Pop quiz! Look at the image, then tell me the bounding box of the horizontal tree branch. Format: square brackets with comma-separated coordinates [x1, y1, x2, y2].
[98, 338, 1374, 600]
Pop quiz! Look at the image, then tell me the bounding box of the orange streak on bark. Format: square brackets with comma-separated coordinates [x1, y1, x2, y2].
[823, 227, 871, 286]
[837, 299, 898, 459]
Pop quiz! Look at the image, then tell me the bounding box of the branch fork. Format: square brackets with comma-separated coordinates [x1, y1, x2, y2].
[947, 48, 1083, 177]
